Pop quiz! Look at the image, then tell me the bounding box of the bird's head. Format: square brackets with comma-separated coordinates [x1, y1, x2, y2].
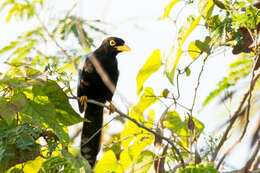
[98, 37, 131, 56]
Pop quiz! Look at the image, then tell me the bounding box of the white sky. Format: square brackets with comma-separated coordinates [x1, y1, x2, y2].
[0, 0, 256, 170]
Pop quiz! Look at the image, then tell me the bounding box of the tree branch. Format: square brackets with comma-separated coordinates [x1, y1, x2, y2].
[69, 96, 185, 168]
[211, 69, 260, 162]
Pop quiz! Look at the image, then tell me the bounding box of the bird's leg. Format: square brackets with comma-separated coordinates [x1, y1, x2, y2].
[108, 101, 115, 114]
[80, 96, 88, 111]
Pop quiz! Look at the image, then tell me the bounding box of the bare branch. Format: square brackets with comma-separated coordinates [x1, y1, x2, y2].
[242, 140, 260, 172]
[211, 67, 260, 162]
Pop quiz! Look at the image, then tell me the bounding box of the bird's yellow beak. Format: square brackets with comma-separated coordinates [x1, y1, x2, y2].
[116, 44, 131, 52]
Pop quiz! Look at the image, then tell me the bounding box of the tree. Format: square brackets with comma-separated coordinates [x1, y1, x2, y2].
[0, 0, 259, 172]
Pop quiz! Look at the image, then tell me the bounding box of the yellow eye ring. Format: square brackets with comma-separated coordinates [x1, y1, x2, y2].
[110, 40, 116, 46]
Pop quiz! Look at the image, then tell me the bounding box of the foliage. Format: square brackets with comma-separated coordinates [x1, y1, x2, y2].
[1, 0, 260, 172]
[0, 0, 106, 172]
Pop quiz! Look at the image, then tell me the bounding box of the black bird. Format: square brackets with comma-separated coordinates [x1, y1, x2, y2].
[77, 37, 130, 167]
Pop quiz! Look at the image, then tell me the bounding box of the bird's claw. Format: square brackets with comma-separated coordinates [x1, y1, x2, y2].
[108, 102, 115, 114]
[80, 96, 88, 110]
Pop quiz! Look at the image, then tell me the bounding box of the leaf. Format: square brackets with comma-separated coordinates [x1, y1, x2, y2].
[160, 0, 180, 19]
[185, 67, 191, 76]
[0, 93, 27, 124]
[23, 156, 45, 173]
[22, 100, 70, 146]
[62, 150, 92, 173]
[94, 150, 118, 173]
[165, 15, 201, 84]
[195, 40, 210, 54]
[24, 67, 41, 77]
[188, 42, 201, 59]
[164, 111, 189, 147]
[131, 87, 158, 120]
[16, 133, 39, 151]
[121, 87, 158, 148]
[136, 49, 162, 95]
[119, 149, 132, 170]
[198, 0, 214, 19]
[128, 134, 154, 164]
[32, 80, 84, 126]
[134, 151, 154, 173]
[180, 163, 218, 173]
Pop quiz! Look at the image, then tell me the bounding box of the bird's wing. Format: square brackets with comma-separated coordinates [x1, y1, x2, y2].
[77, 53, 90, 113]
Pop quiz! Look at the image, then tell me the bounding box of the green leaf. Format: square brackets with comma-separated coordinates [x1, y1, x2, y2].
[164, 111, 189, 147]
[32, 80, 84, 126]
[165, 15, 201, 84]
[188, 42, 201, 59]
[22, 99, 70, 146]
[62, 150, 92, 173]
[185, 67, 191, 76]
[94, 150, 118, 173]
[16, 133, 38, 151]
[181, 163, 218, 173]
[134, 150, 154, 173]
[136, 49, 162, 95]
[160, 0, 180, 19]
[195, 39, 210, 54]
[0, 93, 27, 124]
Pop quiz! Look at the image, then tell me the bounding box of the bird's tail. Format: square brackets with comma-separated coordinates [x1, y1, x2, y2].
[81, 103, 103, 168]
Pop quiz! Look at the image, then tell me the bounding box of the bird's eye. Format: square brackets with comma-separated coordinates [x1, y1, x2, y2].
[110, 40, 116, 46]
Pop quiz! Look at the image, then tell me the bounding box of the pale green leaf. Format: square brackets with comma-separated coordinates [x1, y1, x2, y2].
[165, 16, 201, 84]
[164, 111, 189, 147]
[198, 0, 214, 19]
[134, 151, 155, 173]
[136, 49, 162, 95]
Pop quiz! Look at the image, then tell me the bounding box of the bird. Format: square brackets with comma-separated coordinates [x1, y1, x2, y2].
[77, 37, 130, 168]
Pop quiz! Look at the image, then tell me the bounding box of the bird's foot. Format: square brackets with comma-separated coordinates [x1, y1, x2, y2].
[80, 96, 88, 110]
[108, 101, 115, 114]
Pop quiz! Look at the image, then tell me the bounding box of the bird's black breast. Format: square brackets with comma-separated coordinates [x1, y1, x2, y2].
[78, 54, 119, 103]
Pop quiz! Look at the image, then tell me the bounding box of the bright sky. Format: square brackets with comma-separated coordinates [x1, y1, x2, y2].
[0, 0, 255, 169]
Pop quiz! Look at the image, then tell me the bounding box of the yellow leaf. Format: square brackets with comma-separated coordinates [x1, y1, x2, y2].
[188, 41, 201, 59]
[160, 0, 180, 19]
[120, 150, 132, 170]
[94, 150, 118, 173]
[128, 134, 154, 163]
[23, 156, 45, 173]
[136, 49, 162, 95]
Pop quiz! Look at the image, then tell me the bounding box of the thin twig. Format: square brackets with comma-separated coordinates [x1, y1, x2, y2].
[25, 0, 77, 69]
[190, 55, 208, 115]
